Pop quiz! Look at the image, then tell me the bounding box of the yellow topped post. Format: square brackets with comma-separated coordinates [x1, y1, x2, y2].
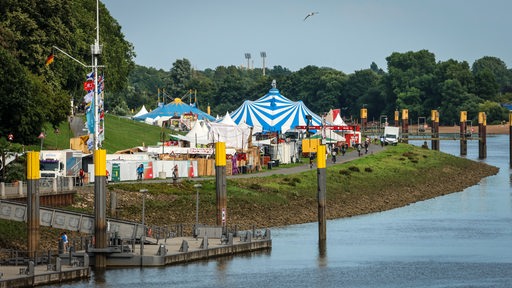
[317, 145, 326, 169]
[215, 142, 226, 166]
[27, 151, 40, 180]
[94, 149, 106, 176]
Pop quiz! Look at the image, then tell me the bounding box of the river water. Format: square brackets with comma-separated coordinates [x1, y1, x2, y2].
[52, 135, 512, 288]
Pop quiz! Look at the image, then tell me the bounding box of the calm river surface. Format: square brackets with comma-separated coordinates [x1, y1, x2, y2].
[52, 135, 512, 288]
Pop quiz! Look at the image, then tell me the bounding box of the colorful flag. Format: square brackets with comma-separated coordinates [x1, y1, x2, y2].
[86, 71, 94, 81]
[45, 54, 54, 66]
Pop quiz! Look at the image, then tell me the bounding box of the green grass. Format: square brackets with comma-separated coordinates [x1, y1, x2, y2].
[27, 114, 166, 154]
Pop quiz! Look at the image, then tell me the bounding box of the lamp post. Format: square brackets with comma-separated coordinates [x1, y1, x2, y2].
[140, 189, 148, 260]
[193, 184, 202, 228]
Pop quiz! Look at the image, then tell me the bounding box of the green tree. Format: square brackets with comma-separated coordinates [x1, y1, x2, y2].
[472, 56, 511, 93]
[478, 100, 509, 124]
[384, 50, 437, 120]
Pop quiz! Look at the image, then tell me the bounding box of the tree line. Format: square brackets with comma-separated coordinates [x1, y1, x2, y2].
[117, 52, 511, 128]
[1, 0, 511, 149]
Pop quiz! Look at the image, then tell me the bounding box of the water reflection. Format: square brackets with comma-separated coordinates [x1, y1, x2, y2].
[317, 239, 327, 268]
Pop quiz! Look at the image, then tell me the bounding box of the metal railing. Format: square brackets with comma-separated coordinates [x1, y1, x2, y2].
[0, 177, 78, 199]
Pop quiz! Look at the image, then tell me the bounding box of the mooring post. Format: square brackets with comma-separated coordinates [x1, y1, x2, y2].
[478, 112, 487, 159]
[94, 149, 107, 268]
[431, 110, 440, 151]
[360, 108, 367, 135]
[460, 111, 467, 156]
[509, 112, 512, 168]
[215, 142, 227, 228]
[317, 144, 326, 243]
[27, 151, 40, 260]
[402, 109, 408, 144]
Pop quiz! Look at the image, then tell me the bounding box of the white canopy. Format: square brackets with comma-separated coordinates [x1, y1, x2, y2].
[133, 105, 149, 118]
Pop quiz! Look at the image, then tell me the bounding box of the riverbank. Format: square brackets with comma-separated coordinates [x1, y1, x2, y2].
[70, 144, 498, 237]
[439, 124, 510, 134]
[1, 142, 500, 252]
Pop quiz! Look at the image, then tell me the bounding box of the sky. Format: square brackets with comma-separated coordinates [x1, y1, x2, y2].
[101, 0, 512, 74]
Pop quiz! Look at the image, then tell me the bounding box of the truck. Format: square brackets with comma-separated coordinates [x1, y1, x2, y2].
[383, 126, 400, 145]
[40, 149, 84, 178]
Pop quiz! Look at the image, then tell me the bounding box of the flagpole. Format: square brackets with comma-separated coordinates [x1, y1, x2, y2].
[92, 0, 101, 150]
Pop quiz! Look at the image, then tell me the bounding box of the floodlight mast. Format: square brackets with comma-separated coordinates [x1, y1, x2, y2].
[244, 53, 251, 70]
[260, 52, 266, 76]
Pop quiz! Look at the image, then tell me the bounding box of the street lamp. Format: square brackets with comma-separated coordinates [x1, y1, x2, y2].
[139, 189, 148, 260]
[193, 184, 202, 228]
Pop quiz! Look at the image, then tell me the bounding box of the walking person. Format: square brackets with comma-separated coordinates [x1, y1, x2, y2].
[61, 232, 68, 252]
[137, 164, 144, 181]
[172, 164, 178, 184]
[79, 168, 85, 186]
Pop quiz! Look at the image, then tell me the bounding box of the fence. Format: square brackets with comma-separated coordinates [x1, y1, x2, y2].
[0, 177, 77, 199]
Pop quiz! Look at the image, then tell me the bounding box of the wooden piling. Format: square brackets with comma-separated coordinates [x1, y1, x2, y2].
[509, 112, 512, 168]
[317, 144, 326, 242]
[478, 112, 487, 159]
[460, 111, 467, 156]
[215, 142, 227, 227]
[360, 108, 367, 134]
[431, 110, 440, 151]
[402, 109, 409, 144]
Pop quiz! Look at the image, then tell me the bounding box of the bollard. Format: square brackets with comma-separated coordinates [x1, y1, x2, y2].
[18, 180, 23, 196]
[1, 182, 5, 198]
[200, 236, 208, 249]
[179, 240, 189, 252]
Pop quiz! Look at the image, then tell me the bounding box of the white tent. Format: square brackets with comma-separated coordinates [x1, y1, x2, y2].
[332, 113, 347, 126]
[133, 105, 149, 118]
[185, 120, 210, 145]
[219, 111, 237, 126]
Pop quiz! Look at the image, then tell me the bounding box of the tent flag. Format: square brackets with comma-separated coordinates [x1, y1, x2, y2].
[45, 53, 54, 66]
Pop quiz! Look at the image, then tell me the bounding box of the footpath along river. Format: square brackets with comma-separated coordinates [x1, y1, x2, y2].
[50, 135, 512, 288]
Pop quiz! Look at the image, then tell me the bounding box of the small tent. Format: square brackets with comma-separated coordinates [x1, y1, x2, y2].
[133, 105, 149, 118]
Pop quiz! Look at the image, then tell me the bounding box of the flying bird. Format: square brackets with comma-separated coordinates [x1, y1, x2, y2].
[303, 12, 319, 21]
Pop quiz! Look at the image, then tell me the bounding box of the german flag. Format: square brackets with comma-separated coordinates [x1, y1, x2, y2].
[45, 53, 54, 66]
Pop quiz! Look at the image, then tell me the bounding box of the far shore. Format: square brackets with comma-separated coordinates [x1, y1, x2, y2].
[438, 124, 510, 134]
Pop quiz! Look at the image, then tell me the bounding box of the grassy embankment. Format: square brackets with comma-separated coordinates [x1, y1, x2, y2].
[1, 143, 499, 250]
[7, 115, 501, 250]
[28, 114, 165, 153]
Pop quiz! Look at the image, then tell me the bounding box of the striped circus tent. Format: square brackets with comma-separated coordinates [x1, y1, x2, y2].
[230, 82, 324, 133]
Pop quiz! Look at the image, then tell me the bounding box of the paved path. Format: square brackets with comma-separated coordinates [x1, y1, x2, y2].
[229, 142, 385, 179]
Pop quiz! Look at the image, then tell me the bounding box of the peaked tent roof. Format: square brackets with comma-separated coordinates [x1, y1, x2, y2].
[133, 98, 215, 121]
[332, 113, 347, 126]
[230, 86, 324, 133]
[133, 105, 149, 118]
[219, 111, 237, 126]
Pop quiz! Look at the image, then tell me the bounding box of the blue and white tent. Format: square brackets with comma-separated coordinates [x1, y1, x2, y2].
[230, 83, 324, 133]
